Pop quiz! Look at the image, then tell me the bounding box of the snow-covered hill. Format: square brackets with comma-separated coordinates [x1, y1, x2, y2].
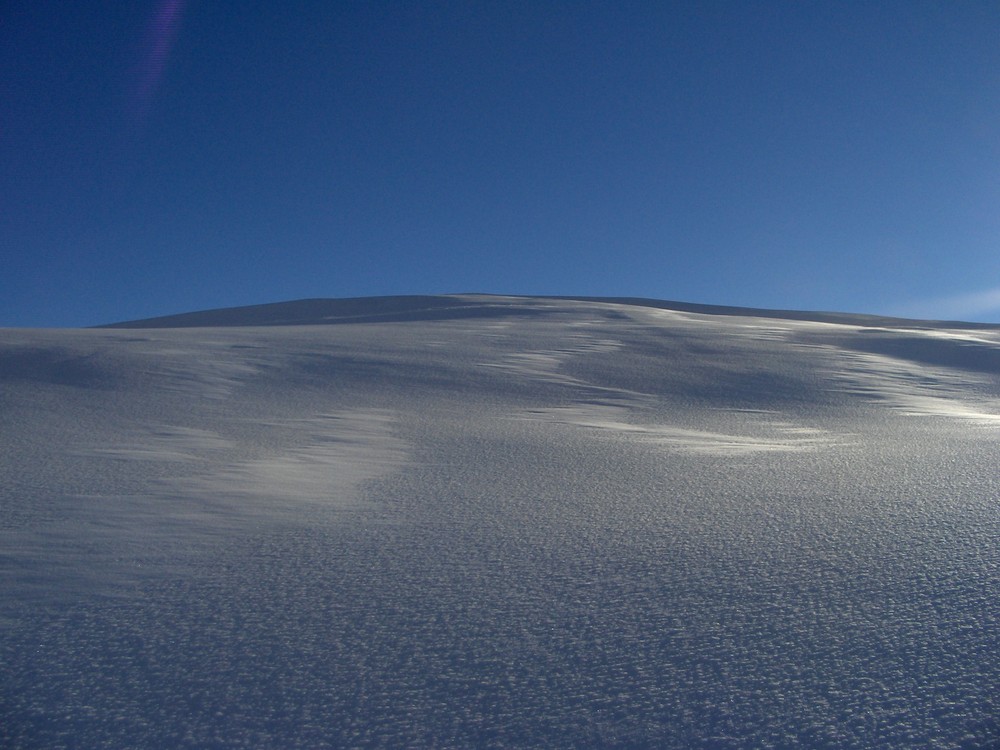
[2, 295, 998, 747]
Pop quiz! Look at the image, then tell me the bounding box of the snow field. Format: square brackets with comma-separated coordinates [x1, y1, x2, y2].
[2, 296, 998, 747]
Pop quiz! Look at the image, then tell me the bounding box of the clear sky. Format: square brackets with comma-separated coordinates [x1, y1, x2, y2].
[3, 1, 999, 327]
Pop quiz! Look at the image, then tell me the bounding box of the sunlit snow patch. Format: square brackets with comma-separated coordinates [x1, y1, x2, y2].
[832, 349, 1000, 425]
[521, 405, 837, 455]
[162, 410, 408, 510]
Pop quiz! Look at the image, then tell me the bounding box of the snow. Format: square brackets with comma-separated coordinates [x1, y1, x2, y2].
[2, 295, 998, 748]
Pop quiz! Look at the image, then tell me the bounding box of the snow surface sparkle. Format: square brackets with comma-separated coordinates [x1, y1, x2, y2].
[2, 295, 998, 748]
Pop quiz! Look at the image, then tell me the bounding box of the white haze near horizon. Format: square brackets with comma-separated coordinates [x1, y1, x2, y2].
[894, 286, 1000, 323]
[1, 295, 998, 748]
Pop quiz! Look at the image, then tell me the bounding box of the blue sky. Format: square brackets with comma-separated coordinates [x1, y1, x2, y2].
[3, 1, 999, 327]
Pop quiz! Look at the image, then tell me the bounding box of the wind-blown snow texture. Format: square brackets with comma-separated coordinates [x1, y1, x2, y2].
[2, 295, 998, 748]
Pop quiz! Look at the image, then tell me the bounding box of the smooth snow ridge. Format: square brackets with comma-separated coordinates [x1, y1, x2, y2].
[2, 295, 999, 748]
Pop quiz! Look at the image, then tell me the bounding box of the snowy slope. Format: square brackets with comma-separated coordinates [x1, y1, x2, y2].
[2, 295, 998, 748]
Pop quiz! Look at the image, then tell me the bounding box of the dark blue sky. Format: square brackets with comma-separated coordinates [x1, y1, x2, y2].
[3, 1, 999, 327]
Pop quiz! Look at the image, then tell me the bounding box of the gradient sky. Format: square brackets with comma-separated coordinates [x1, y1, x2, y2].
[3, 1, 999, 327]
